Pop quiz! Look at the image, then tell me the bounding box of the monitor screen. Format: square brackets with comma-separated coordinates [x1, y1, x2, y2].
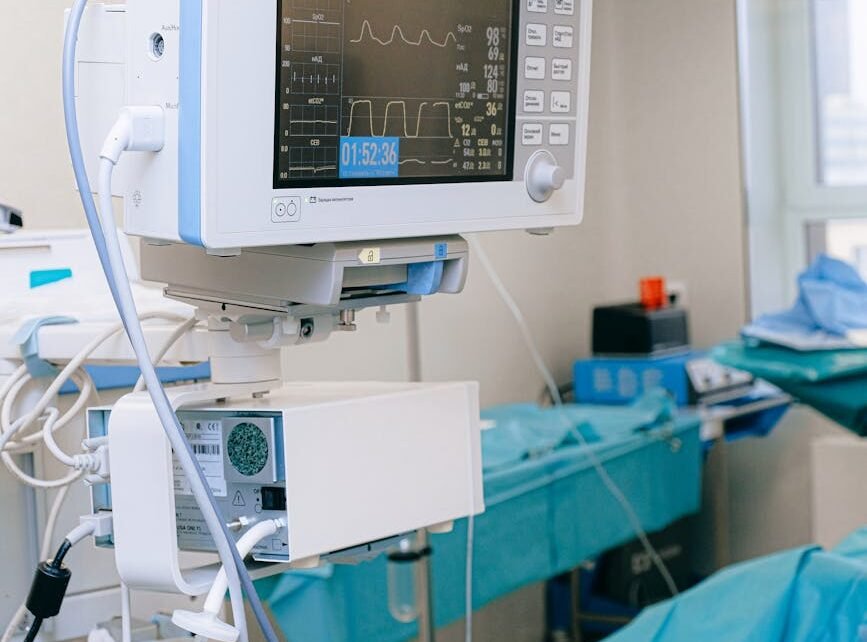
[274, 0, 517, 188]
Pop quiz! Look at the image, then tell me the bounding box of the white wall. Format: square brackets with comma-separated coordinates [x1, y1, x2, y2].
[0, 0, 748, 408]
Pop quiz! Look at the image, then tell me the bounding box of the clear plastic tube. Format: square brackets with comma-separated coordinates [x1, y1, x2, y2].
[468, 235, 680, 598]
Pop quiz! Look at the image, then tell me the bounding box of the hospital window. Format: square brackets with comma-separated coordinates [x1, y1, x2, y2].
[808, 219, 867, 279]
[813, 0, 867, 186]
[807, 0, 867, 278]
[741, 0, 867, 314]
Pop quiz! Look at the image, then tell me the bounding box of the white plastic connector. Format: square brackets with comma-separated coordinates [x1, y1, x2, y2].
[100, 106, 165, 164]
[79, 512, 114, 539]
[81, 436, 109, 450]
[376, 306, 391, 324]
[63, 517, 99, 547]
[171, 611, 239, 642]
[172, 518, 287, 642]
[73, 444, 110, 480]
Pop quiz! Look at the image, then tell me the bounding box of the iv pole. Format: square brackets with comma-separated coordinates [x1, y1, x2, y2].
[406, 301, 436, 642]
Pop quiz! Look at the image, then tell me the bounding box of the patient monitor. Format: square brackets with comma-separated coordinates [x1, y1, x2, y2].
[84, 0, 592, 248]
[72, 0, 593, 605]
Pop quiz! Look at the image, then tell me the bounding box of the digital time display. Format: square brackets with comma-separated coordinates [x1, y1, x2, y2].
[339, 137, 400, 178]
[274, 0, 516, 187]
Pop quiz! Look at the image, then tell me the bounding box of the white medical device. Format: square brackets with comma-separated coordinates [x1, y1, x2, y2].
[54, 0, 591, 636]
[90, 382, 482, 591]
[88, 0, 592, 248]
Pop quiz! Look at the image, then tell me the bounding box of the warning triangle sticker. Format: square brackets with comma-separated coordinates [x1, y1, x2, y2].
[232, 491, 246, 507]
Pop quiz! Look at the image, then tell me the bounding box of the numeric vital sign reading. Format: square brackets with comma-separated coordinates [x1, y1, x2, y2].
[275, 0, 514, 186]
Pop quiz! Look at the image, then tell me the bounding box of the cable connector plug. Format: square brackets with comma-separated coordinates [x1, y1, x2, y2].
[172, 518, 287, 642]
[73, 443, 110, 483]
[79, 512, 113, 539]
[100, 106, 165, 164]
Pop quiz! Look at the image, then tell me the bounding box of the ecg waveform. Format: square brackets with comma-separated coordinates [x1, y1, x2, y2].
[287, 146, 337, 177]
[345, 100, 454, 138]
[349, 20, 458, 48]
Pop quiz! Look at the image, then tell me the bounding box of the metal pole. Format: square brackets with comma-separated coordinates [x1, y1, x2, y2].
[405, 302, 436, 642]
[415, 529, 436, 642]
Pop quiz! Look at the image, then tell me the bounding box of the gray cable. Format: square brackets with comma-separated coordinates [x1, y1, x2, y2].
[62, 4, 279, 641]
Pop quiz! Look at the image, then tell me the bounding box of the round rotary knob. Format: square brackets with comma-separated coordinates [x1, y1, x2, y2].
[525, 151, 566, 203]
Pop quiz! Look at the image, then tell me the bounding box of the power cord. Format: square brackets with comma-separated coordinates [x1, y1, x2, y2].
[467, 235, 680, 598]
[17, 515, 113, 642]
[22, 540, 73, 642]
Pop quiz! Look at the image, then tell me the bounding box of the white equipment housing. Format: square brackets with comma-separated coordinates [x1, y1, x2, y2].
[67, 0, 593, 602]
[78, 0, 593, 249]
[92, 381, 483, 594]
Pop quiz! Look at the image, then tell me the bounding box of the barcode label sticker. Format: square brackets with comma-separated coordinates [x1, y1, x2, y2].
[192, 444, 222, 456]
[173, 420, 227, 497]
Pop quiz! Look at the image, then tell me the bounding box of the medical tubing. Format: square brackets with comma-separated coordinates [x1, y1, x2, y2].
[40, 409, 74, 466]
[0, 321, 141, 452]
[1, 605, 27, 642]
[203, 519, 286, 615]
[2, 366, 89, 484]
[134, 316, 199, 393]
[120, 583, 132, 642]
[468, 235, 680, 598]
[0, 317, 178, 482]
[464, 513, 475, 642]
[96, 158, 250, 642]
[0, 409, 81, 488]
[42, 487, 71, 561]
[63, 3, 276, 640]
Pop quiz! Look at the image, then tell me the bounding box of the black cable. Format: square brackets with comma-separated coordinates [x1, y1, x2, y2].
[50, 540, 72, 569]
[23, 540, 74, 642]
[21, 618, 43, 642]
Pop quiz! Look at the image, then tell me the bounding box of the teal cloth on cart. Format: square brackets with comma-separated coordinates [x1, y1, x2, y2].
[256, 398, 702, 642]
[712, 340, 867, 434]
[481, 390, 677, 472]
[712, 340, 867, 383]
[608, 528, 867, 642]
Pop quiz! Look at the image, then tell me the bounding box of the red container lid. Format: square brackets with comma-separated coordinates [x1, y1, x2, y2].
[640, 277, 667, 310]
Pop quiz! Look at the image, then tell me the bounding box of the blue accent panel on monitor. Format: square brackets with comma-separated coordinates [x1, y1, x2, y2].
[339, 137, 400, 179]
[178, 0, 204, 246]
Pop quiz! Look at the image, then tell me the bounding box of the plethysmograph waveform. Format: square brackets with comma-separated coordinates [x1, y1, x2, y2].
[349, 20, 457, 48]
[345, 100, 454, 138]
[399, 158, 454, 165]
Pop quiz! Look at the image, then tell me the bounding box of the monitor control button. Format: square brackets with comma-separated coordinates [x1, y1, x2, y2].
[522, 123, 544, 146]
[552, 25, 574, 48]
[554, 0, 575, 15]
[526, 24, 548, 46]
[550, 91, 571, 113]
[272, 197, 301, 223]
[523, 90, 545, 113]
[525, 151, 566, 203]
[552, 58, 573, 81]
[549, 123, 570, 145]
[524, 57, 546, 80]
